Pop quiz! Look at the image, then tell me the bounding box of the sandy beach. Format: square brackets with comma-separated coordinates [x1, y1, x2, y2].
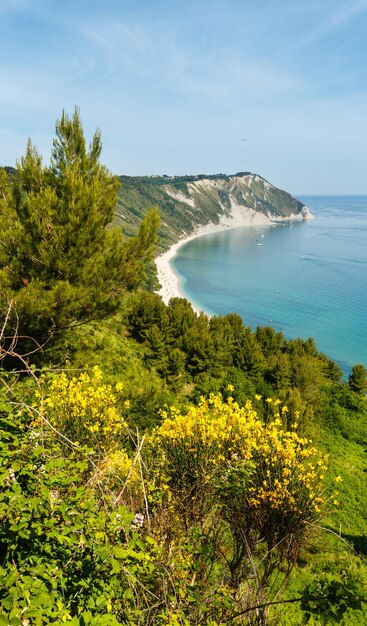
[155, 223, 225, 309]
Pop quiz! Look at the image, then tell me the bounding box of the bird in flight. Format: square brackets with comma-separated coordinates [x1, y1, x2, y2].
[241, 138, 247, 141]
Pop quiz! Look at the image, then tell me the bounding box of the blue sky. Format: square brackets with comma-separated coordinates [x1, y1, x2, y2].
[1, 0, 367, 193]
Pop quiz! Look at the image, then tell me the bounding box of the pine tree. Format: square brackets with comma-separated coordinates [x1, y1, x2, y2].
[0, 109, 159, 360]
[348, 363, 367, 394]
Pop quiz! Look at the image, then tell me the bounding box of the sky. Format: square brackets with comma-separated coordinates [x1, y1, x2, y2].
[1, 0, 367, 194]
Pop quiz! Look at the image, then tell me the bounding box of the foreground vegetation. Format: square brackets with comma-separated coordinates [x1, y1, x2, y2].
[0, 110, 366, 625]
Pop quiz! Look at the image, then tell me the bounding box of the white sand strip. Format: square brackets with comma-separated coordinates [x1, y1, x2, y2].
[155, 225, 221, 310]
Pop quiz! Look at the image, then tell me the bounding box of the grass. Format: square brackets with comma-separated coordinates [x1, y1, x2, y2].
[274, 396, 367, 624]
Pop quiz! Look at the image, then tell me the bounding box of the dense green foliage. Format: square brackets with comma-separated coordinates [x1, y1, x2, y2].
[0, 403, 155, 625]
[348, 364, 367, 394]
[125, 292, 343, 429]
[0, 112, 366, 624]
[0, 110, 159, 360]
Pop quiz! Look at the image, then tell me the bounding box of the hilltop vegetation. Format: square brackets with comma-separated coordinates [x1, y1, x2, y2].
[116, 171, 307, 250]
[0, 111, 366, 625]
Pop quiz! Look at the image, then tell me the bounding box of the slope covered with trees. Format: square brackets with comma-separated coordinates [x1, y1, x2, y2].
[0, 111, 366, 625]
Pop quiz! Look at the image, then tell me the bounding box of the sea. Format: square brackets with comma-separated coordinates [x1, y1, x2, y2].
[171, 196, 367, 378]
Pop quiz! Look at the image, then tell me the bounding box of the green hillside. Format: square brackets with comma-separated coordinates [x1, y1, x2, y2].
[115, 172, 309, 251]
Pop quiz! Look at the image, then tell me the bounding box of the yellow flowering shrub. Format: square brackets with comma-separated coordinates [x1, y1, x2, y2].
[39, 366, 128, 453]
[151, 393, 260, 488]
[146, 392, 336, 617]
[149, 392, 330, 532]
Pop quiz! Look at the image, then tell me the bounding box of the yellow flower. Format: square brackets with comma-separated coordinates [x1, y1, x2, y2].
[148, 391, 327, 522]
[39, 367, 128, 454]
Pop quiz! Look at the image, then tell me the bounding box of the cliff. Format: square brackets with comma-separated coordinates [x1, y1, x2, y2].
[115, 172, 312, 250]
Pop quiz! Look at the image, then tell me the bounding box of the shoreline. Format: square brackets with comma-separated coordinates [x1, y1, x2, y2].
[155, 204, 313, 309]
[155, 223, 226, 312]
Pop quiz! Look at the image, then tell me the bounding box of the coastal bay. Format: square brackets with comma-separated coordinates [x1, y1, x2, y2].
[155, 198, 311, 306]
[156, 196, 367, 376]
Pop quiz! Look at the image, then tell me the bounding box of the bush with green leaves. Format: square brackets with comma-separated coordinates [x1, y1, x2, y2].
[0, 400, 160, 625]
[300, 574, 365, 624]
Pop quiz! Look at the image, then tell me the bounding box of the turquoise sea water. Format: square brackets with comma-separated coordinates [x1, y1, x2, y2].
[172, 196, 367, 377]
